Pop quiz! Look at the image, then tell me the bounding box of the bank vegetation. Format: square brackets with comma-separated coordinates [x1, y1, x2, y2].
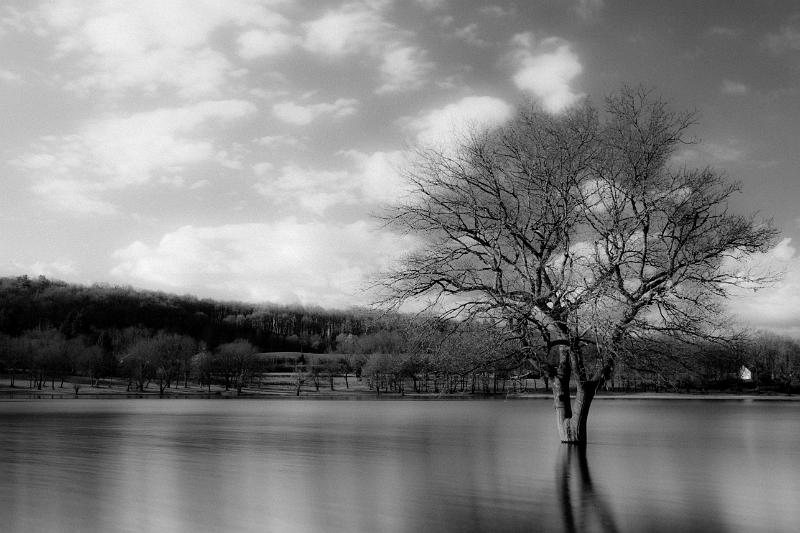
[0, 275, 797, 397]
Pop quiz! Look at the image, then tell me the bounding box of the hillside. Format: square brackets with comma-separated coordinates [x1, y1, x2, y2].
[0, 275, 372, 353]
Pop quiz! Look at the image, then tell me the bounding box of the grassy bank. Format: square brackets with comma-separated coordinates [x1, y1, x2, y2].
[1, 375, 796, 400]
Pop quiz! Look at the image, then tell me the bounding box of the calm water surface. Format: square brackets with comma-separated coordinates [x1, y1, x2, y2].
[1, 398, 798, 533]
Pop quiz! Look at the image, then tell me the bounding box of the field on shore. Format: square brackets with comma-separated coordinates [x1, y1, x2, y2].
[0, 374, 369, 399]
[1, 375, 796, 400]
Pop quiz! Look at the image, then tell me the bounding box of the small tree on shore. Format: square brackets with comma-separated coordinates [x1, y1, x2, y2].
[122, 337, 156, 392]
[214, 339, 257, 393]
[379, 86, 778, 444]
[152, 332, 196, 394]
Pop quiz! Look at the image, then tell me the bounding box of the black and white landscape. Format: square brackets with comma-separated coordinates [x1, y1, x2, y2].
[2, 1, 799, 532]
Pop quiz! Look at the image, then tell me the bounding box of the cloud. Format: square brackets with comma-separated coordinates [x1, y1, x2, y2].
[416, 0, 446, 10]
[403, 95, 513, 149]
[0, 5, 47, 36]
[707, 26, 741, 38]
[253, 134, 305, 150]
[272, 97, 358, 125]
[253, 149, 409, 214]
[237, 28, 299, 60]
[480, 6, 513, 17]
[252, 162, 274, 177]
[0, 258, 79, 279]
[510, 33, 584, 113]
[340, 149, 411, 203]
[29, 259, 79, 278]
[255, 164, 354, 215]
[303, 1, 435, 94]
[0, 68, 22, 82]
[702, 142, 747, 163]
[111, 221, 419, 308]
[30, 178, 117, 215]
[573, 0, 604, 20]
[765, 23, 800, 53]
[721, 80, 749, 96]
[36, 0, 289, 98]
[16, 99, 256, 213]
[376, 46, 434, 94]
[453, 24, 489, 47]
[674, 139, 747, 166]
[727, 238, 800, 337]
[303, 2, 394, 57]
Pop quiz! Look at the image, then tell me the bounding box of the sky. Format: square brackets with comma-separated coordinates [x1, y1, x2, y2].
[1, 0, 799, 337]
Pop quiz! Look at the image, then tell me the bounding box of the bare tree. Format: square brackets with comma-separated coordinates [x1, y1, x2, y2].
[122, 336, 156, 392]
[215, 339, 257, 394]
[152, 332, 196, 394]
[379, 86, 778, 443]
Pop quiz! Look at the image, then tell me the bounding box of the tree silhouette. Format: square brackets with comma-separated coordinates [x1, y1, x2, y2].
[379, 86, 778, 443]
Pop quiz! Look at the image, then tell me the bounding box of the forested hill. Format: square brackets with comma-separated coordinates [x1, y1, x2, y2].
[2, 275, 799, 394]
[0, 275, 371, 353]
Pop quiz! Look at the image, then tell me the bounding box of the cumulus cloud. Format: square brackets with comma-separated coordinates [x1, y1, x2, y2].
[480, 5, 513, 17]
[15, 99, 256, 213]
[707, 26, 741, 38]
[0, 258, 79, 279]
[765, 23, 800, 53]
[453, 24, 489, 47]
[237, 28, 299, 60]
[674, 139, 747, 166]
[304, 1, 434, 94]
[416, 0, 446, 10]
[701, 142, 747, 163]
[252, 162, 275, 177]
[272, 98, 358, 125]
[403, 95, 513, 149]
[510, 32, 584, 114]
[303, 2, 394, 57]
[253, 134, 305, 150]
[253, 149, 410, 215]
[111, 221, 419, 307]
[37, 0, 289, 98]
[255, 164, 354, 215]
[376, 46, 434, 94]
[573, 0, 604, 20]
[340, 149, 410, 203]
[30, 178, 117, 215]
[29, 259, 79, 278]
[727, 238, 800, 337]
[0, 68, 22, 82]
[721, 80, 749, 95]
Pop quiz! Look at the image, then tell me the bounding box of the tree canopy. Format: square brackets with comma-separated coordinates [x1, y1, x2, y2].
[380, 86, 778, 442]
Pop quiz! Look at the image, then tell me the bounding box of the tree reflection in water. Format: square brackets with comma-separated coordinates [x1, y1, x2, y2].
[558, 445, 620, 533]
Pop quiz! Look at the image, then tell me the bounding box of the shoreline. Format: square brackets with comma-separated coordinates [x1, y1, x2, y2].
[1, 388, 796, 401]
[2, 374, 795, 401]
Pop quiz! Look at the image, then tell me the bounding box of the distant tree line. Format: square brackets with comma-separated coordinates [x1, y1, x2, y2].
[334, 321, 800, 396]
[0, 275, 368, 352]
[607, 331, 800, 394]
[0, 275, 798, 395]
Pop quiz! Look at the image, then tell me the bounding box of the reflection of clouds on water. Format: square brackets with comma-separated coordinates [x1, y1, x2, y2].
[3, 400, 800, 532]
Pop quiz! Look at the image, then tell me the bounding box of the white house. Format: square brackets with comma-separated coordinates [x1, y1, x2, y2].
[738, 365, 752, 381]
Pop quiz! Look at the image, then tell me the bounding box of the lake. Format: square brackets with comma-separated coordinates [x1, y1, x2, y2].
[1, 398, 798, 532]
